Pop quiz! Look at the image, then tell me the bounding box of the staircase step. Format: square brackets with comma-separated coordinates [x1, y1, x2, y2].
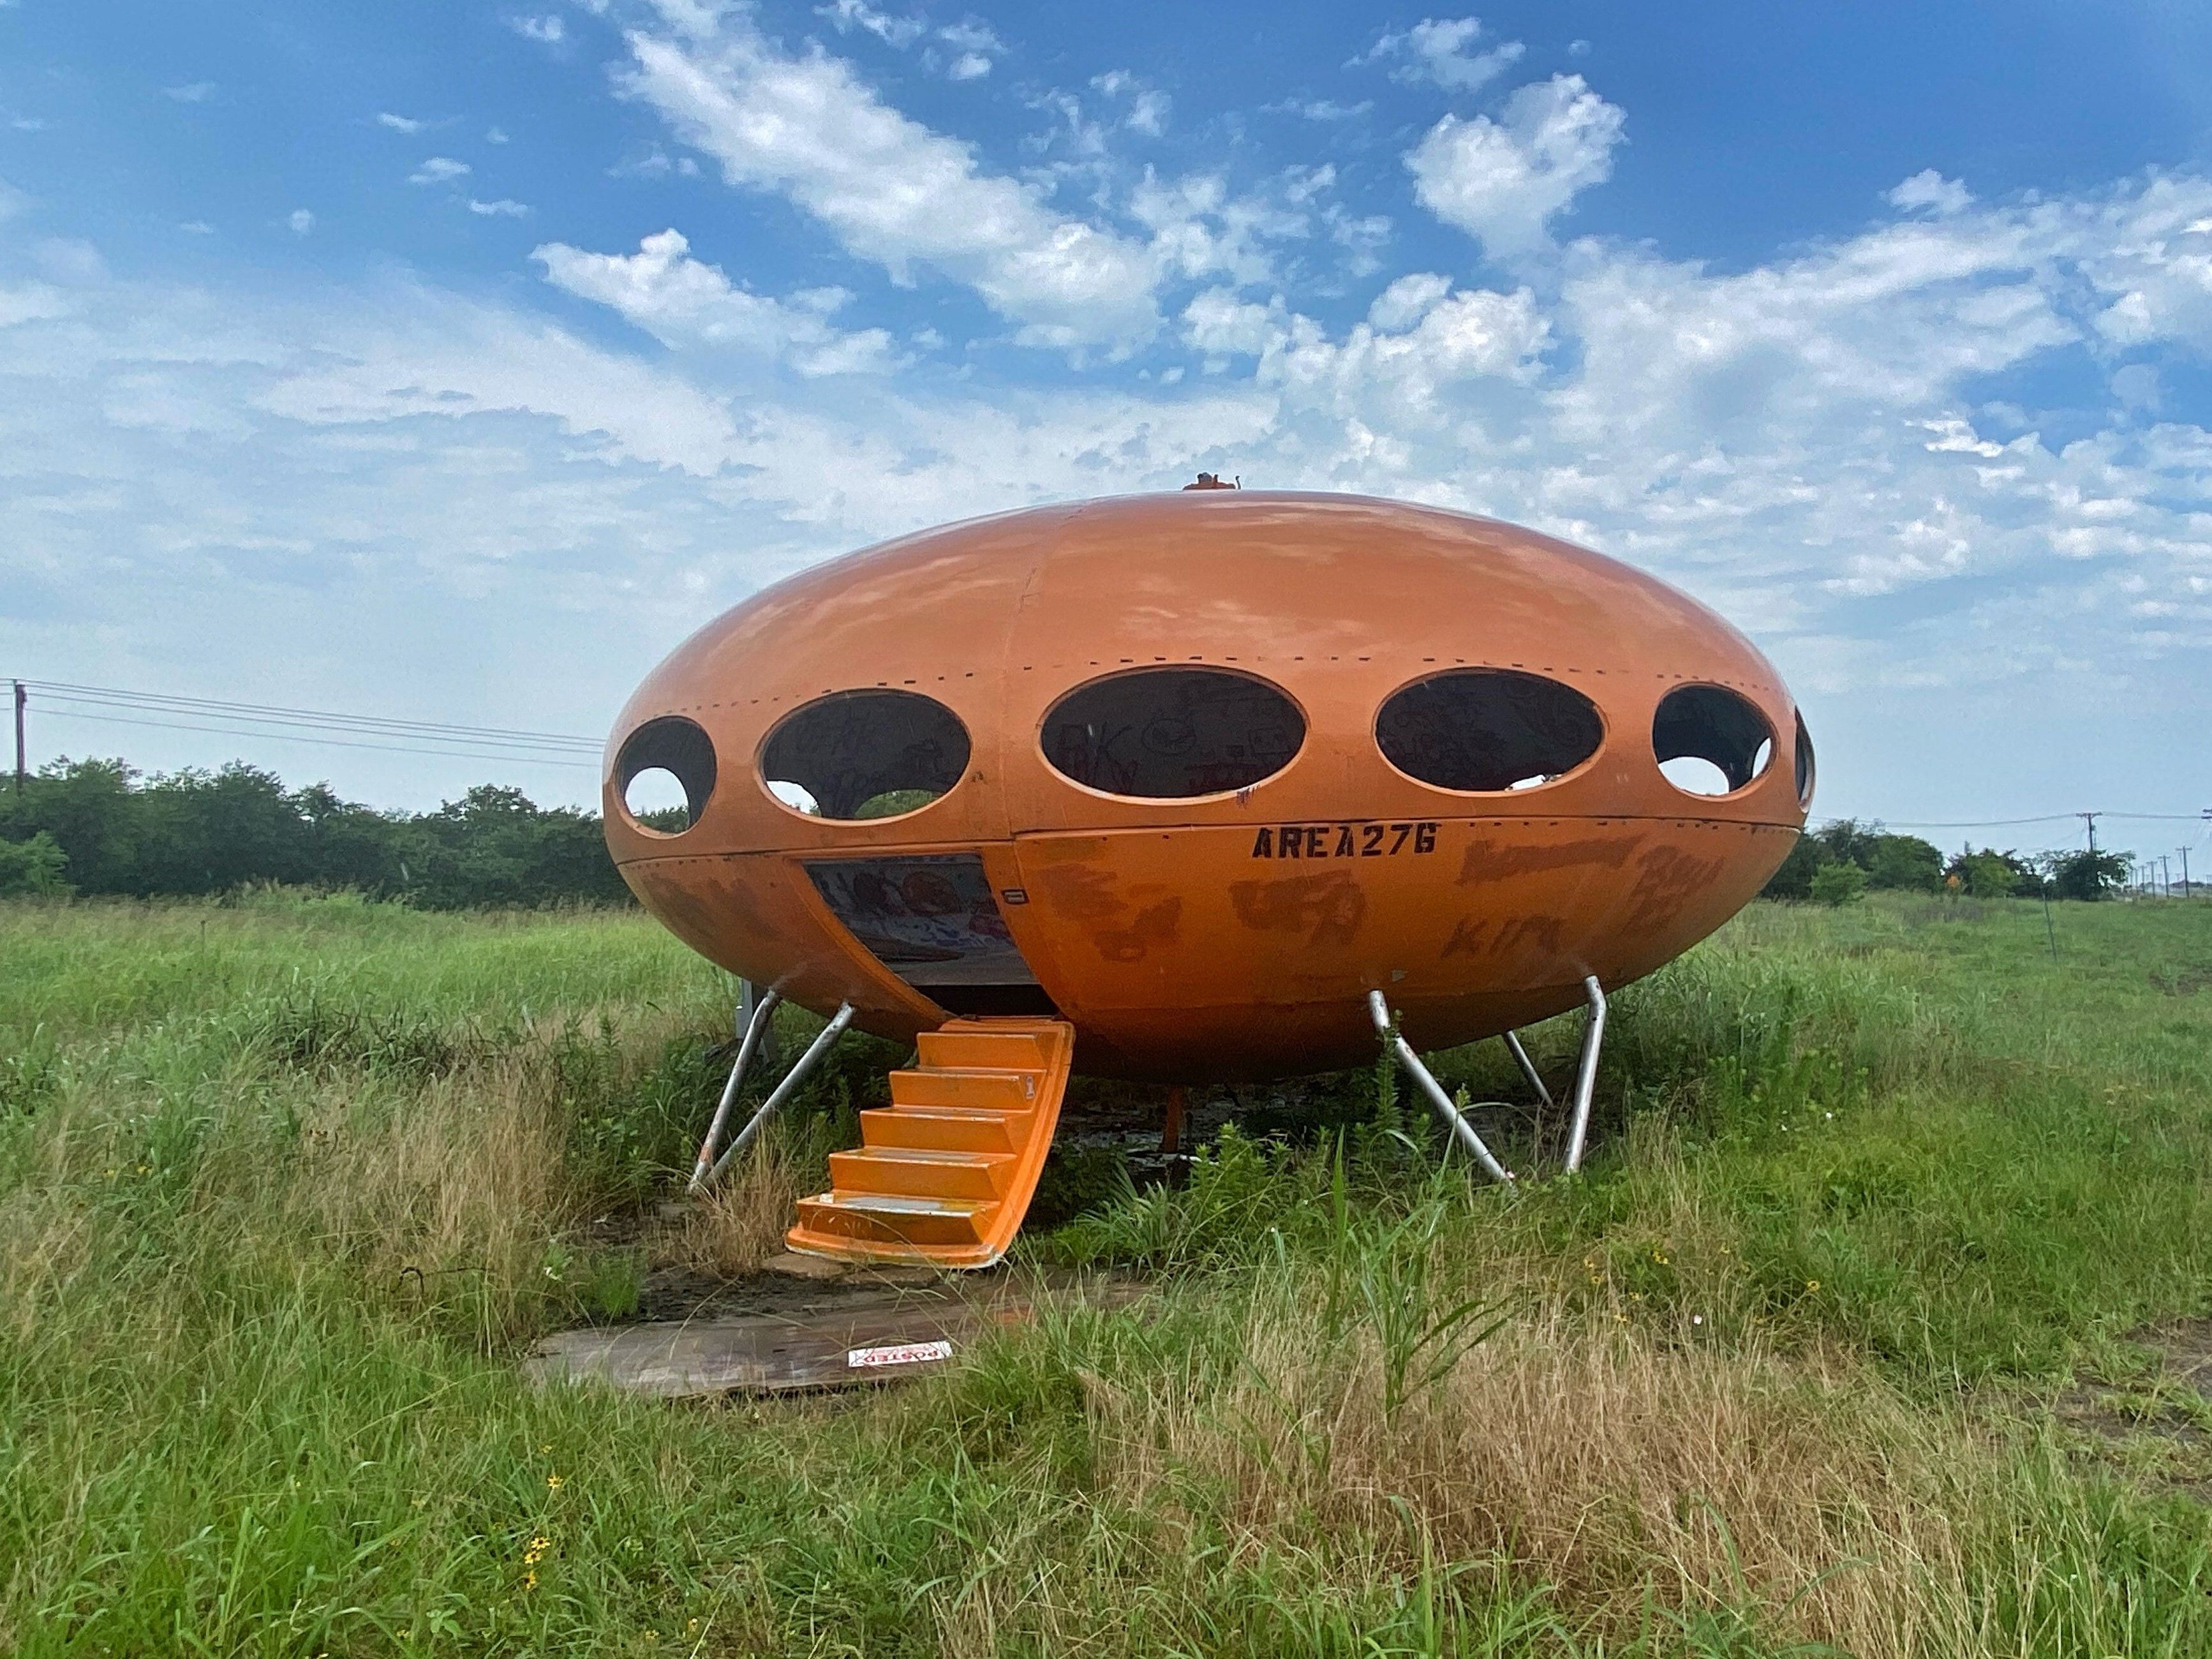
[860, 1106, 1026, 1154]
[829, 1145, 1014, 1201]
[789, 1016, 1074, 1270]
[889, 1066, 1039, 1112]
[916, 1029, 1048, 1071]
[792, 1191, 993, 1249]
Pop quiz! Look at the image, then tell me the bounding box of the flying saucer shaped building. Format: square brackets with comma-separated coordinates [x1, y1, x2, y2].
[605, 490, 1812, 1265]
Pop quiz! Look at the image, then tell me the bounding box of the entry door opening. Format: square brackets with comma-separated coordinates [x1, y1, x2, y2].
[806, 854, 1059, 1017]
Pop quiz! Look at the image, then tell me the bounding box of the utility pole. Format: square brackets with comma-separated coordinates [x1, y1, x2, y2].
[2079, 811, 2100, 854]
[2162, 854, 2171, 898]
[2183, 845, 2193, 899]
[11, 680, 23, 797]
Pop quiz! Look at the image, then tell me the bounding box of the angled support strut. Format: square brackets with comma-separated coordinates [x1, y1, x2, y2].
[1368, 991, 1514, 1185]
[694, 1000, 857, 1194]
[688, 986, 783, 1193]
[1501, 1030, 1553, 1110]
[1562, 975, 1608, 1173]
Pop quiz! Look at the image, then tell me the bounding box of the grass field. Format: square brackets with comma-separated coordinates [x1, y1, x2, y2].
[3, 888, 2211, 1656]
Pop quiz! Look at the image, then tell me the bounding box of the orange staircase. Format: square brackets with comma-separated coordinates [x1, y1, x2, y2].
[786, 1016, 1074, 1269]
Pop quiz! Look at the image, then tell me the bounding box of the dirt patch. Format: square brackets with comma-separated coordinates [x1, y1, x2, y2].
[639, 1254, 946, 1323]
[2150, 966, 2212, 996]
[2051, 1320, 2212, 1498]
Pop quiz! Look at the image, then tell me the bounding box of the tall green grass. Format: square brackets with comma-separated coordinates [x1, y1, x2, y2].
[1, 889, 2209, 1654]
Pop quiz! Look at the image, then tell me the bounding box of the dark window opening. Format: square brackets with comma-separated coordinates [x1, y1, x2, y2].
[761, 690, 970, 821]
[1375, 669, 1604, 793]
[1041, 667, 1304, 799]
[806, 854, 1057, 1016]
[615, 715, 717, 833]
[1793, 712, 1815, 808]
[1654, 685, 1774, 797]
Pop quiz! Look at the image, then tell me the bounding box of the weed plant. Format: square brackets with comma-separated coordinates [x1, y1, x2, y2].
[2, 888, 2209, 1654]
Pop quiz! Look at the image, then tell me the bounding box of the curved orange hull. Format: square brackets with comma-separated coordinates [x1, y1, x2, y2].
[605, 492, 1809, 1081]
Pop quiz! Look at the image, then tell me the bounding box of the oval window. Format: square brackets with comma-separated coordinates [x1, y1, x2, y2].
[1793, 711, 1815, 808]
[760, 689, 971, 821]
[1041, 667, 1304, 798]
[1375, 669, 1604, 793]
[615, 715, 718, 833]
[1653, 685, 1774, 798]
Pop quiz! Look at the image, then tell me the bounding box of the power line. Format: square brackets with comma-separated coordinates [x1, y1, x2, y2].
[14, 679, 600, 752]
[32, 707, 600, 770]
[2, 676, 605, 771]
[1852, 814, 2079, 829]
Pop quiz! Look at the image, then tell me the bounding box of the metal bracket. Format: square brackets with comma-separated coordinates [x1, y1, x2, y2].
[690, 997, 856, 1195]
[1367, 991, 1514, 1184]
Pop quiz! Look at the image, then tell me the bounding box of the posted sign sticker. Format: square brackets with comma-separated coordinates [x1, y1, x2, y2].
[847, 1339, 954, 1370]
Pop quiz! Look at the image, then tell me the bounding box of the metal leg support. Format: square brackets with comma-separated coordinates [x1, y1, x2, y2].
[688, 986, 783, 1194]
[1562, 976, 1608, 1173]
[1367, 991, 1514, 1185]
[701, 1003, 857, 1191]
[1502, 1029, 1554, 1110]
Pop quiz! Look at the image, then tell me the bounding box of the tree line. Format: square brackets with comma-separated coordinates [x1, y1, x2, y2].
[0, 754, 2135, 909]
[1760, 819, 2129, 905]
[0, 758, 635, 907]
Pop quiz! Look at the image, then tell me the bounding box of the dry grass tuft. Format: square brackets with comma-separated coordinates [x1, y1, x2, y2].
[1096, 1280, 1982, 1657]
[292, 1056, 574, 1335]
[0, 1186, 93, 1345]
[658, 1128, 824, 1279]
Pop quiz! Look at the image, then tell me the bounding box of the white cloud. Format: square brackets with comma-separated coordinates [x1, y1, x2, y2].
[1179, 278, 1549, 415]
[409, 156, 471, 186]
[535, 227, 897, 375]
[288, 208, 315, 235]
[1367, 272, 1451, 330]
[814, 0, 923, 49]
[8, 87, 2212, 824]
[164, 82, 218, 103]
[1356, 17, 1525, 93]
[507, 13, 565, 43]
[1268, 98, 1372, 122]
[947, 52, 991, 81]
[0, 281, 70, 327]
[0, 175, 29, 223]
[487, 125, 510, 144]
[618, 12, 1161, 350]
[1091, 71, 1169, 137]
[1888, 169, 1973, 216]
[468, 198, 533, 218]
[377, 112, 427, 133]
[939, 19, 1004, 54]
[179, 220, 215, 236]
[1407, 74, 1624, 257]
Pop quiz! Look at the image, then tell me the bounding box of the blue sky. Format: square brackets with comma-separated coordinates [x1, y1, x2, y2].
[2, 1, 2209, 863]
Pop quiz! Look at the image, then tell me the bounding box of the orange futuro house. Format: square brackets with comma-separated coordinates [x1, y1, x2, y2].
[605, 489, 1813, 1267]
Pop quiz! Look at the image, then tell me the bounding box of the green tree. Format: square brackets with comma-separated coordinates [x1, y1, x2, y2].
[0, 831, 71, 896]
[0, 754, 630, 909]
[1811, 861, 1868, 906]
[1866, 834, 1943, 892]
[0, 758, 141, 893]
[1949, 849, 2017, 897]
[1761, 833, 1829, 900]
[2050, 849, 2129, 902]
[1811, 818, 1882, 870]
